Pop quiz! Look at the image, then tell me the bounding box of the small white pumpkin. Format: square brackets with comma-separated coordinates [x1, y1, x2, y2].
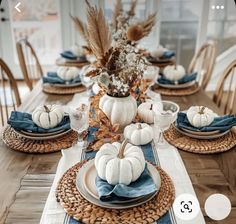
[95, 140, 145, 185]
[32, 105, 64, 129]
[124, 123, 153, 145]
[70, 45, 84, 57]
[150, 45, 167, 58]
[163, 65, 186, 81]
[99, 94, 137, 129]
[57, 67, 80, 81]
[187, 106, 217, 128]
[138, 102, 163, 124]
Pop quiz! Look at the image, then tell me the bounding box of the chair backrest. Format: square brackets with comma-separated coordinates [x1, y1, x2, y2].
[188, 41, 216, 90]
[0, 58, 21, 127]
[16, 38, 43, 91]
[213, 59, 236, 114]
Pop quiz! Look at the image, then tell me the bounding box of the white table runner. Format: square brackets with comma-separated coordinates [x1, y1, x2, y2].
[40, 92, 205, 224]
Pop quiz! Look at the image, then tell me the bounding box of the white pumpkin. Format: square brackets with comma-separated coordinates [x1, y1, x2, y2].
[92, 82, 101, 95]
[57, 67, 80, 81]
[163, 65, 186, 81]
[70, 45, 84, 57]
[187, 106, 217, 128]
[99, 94, 137, 129]
[138, 102, 163, 124]
[124, 123, 153, 145]
[95, 140, 145, 185]
[32, 105, 64, 129]
[150, 45, 167, 58]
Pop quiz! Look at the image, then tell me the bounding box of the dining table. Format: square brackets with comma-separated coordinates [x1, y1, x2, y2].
[0, 82, 235, 224]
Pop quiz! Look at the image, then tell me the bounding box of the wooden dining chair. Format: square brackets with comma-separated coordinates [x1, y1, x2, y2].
[16, 38, 43, 91]
[188, 41, 216, 90]
[213, 59, 236, 114]
[0, 58, 21, 127]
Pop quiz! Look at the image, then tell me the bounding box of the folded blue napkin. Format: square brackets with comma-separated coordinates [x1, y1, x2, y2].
[43, 72, 81, 85]
[8, 111, 70, 133]
[158, 72, 197, 85]
[177, 112, 236, 132]
[161, 50, 175, 59]
[60, 50, 87, 61]
[96, 166, 158, 202]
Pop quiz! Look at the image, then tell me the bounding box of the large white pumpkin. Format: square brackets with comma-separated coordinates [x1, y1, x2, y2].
[95, 140, 145, 185]
[163, 65, 186, 81]
[187, 106, 217, 128]
[32, 105, 64, 129]
[57, 67, 80, 81]
[99, 94, 137, 129]
[124, 123, 153, 145]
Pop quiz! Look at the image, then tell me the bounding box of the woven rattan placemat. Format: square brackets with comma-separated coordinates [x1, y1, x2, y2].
[43, 84, 86, 95]
[2, 126, 78, 153]
[164, 126, 236, 154]
[56, 160, 175, 224]
[152, 83, 200, 96]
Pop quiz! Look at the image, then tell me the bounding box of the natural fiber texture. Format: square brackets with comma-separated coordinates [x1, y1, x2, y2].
[56, 160, 175, 224]
[43, 84, 86, 95]
[86, 5, 112, 64]
[164, 126, 236, 154]
[70, 15, 89, 45]
[152, 83, 200, 96]
[112, 0, 122, 29]
[128, 0, 138, 17]
[127, 13, 156, 41]
[2, 126, 78, 153]
[56, 58, 89, 67]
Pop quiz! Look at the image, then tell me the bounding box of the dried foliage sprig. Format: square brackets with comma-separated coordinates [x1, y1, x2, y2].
[127, 12, 156, 41]
[70, 15, 90, 46]
[127, 0, 138, 17]
[86, 4, 112, 66]
[112, 0, 122, 30]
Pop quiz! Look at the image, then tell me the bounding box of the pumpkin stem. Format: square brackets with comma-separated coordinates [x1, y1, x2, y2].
[150, 104, 153, 110]
[137, 123, 142, 130]
[118, 139, 129, 159]
[199, 106, 206, 114]
[44, 105, 50, 113]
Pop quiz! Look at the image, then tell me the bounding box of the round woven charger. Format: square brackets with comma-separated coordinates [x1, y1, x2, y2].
[152, 83, 200, 96]
[164, 126, 236, 154]
[56, 160, 175, 224]
[2, 126, 78, 153]
[43, 84, 86, 95]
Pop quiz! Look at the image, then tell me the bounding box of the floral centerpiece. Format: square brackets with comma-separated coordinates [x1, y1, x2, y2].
[83, 1, 155, 130]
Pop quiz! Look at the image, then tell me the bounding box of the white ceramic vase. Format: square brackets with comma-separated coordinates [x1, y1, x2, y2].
[99, 94, 137, 129]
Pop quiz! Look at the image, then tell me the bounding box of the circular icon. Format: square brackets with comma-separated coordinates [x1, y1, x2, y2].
[204, 194, 231, 220]
[173, 193, 200, 221]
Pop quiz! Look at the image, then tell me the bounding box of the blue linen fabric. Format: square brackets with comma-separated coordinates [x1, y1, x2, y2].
[95, 166, 157, 202]
[177, 112, 236, 132]
[43, 72, 81, 85]
[158, 72, 197, 85]
[60, 51, 87, 61]
[8, 111, 70, 133]
[65, 128, 175, 224]
[161, 50, 175, 59]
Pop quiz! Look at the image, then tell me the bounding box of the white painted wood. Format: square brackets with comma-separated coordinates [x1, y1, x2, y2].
[196, 0, 210, 50]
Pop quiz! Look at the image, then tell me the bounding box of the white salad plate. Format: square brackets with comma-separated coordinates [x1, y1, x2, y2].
[76, 159, 161, 209]
[157, 80, 196, 89]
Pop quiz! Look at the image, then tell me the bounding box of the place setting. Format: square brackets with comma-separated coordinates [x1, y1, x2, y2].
[146, 45, 176, 68]
[2, 104, 78, 153]
[42, 66, 89, 95]
[152, 63, 200, 96]
[164, 105, 236, 154]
